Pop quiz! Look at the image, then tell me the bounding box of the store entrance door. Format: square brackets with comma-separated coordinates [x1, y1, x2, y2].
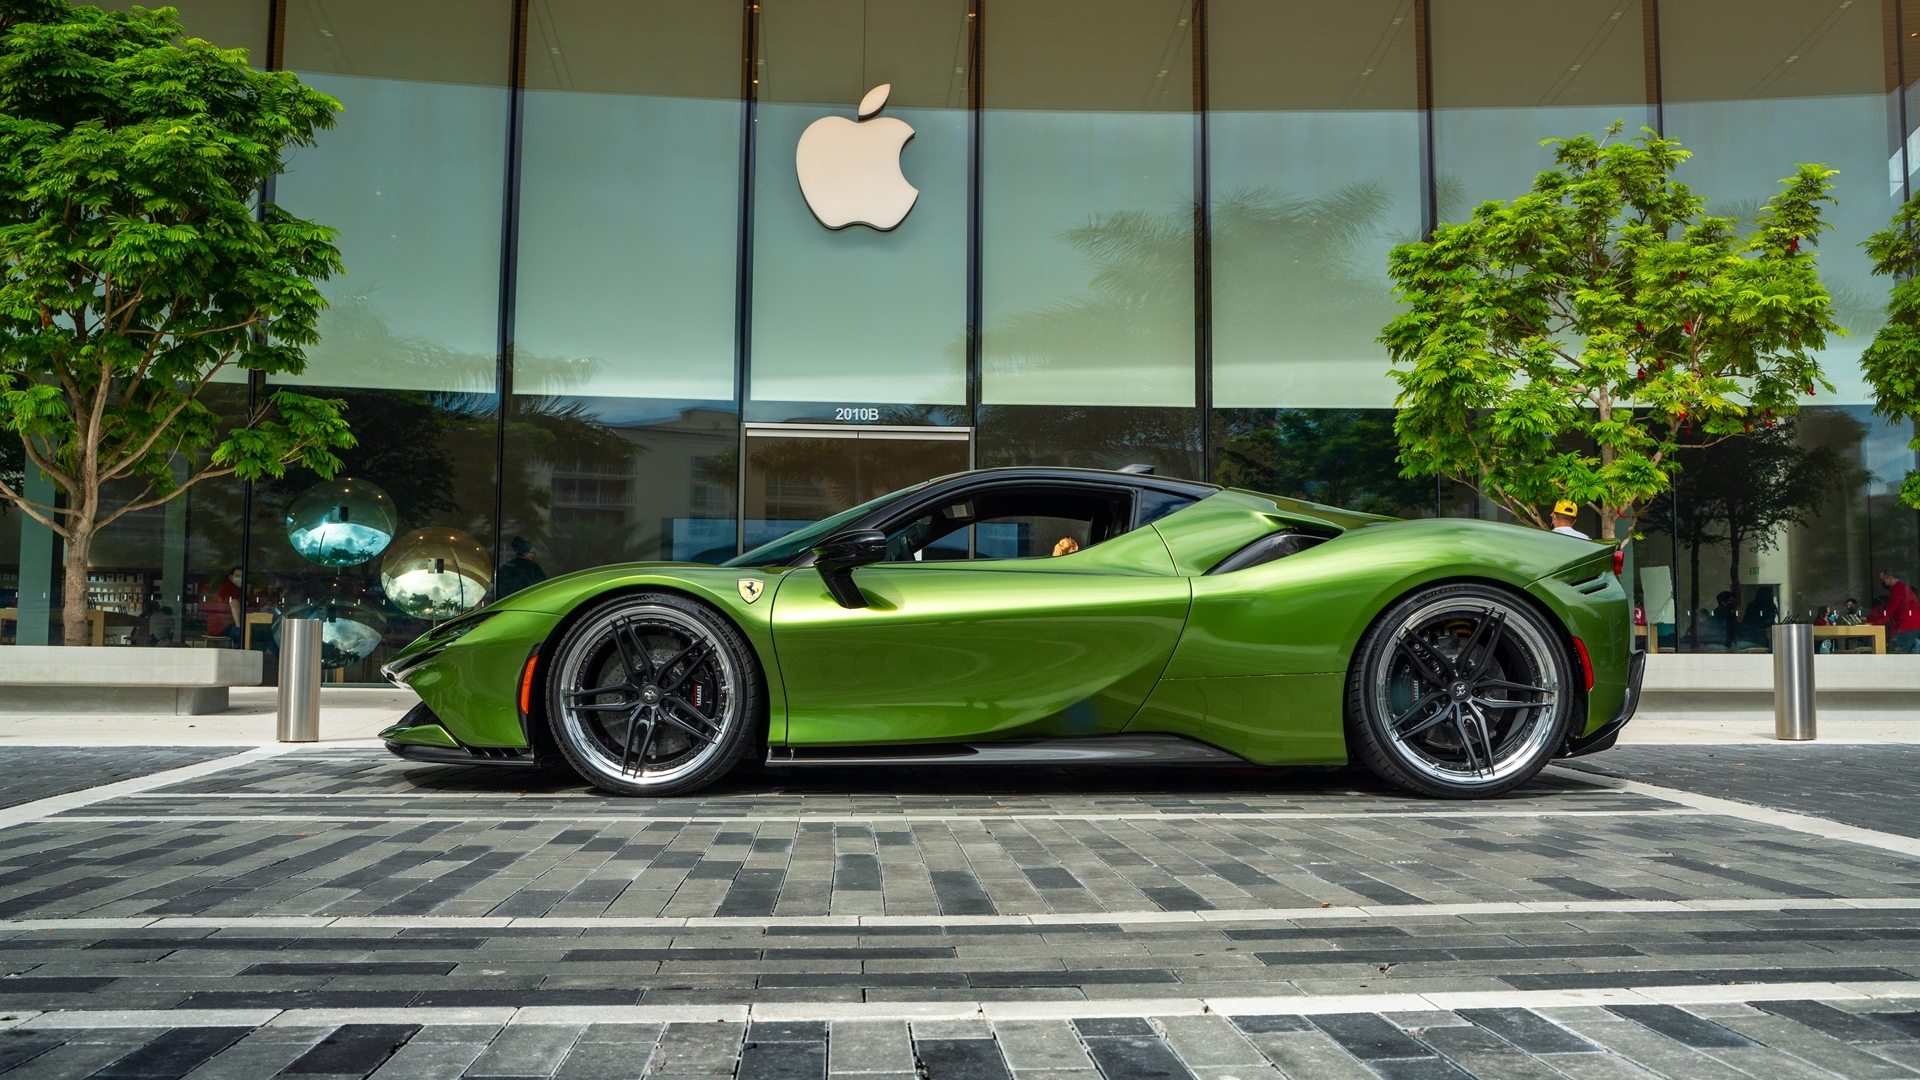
[743, 423, 970, 554]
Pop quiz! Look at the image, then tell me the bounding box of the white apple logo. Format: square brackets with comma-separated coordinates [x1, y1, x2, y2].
[795, 83, 918, 231]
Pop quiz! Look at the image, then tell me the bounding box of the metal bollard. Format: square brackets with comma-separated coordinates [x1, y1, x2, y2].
[1773, 623, 1816, 741]
[277, 618, 322, 743]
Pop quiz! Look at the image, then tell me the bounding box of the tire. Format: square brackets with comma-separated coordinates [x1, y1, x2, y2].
[1345, 582, 1577, 799]
[546, 592, 763, 797]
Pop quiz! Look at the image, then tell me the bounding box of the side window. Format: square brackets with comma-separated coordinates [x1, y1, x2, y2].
[882, 485, 1134, 561]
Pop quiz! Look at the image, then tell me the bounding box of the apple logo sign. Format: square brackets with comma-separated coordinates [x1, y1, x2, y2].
[795, 83, 918, 231]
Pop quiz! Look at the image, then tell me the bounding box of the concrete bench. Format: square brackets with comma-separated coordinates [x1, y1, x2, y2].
[1639, 653, 1920, 724]
[0, 646, 262, 715]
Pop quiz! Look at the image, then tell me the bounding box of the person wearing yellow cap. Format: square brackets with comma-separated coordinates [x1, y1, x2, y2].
[1550, 498, 1589, 539]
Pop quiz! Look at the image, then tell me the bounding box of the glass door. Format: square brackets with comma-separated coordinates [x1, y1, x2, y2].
[743, 423, 971, 552]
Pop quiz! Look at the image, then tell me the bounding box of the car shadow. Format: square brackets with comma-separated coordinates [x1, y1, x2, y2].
[389, 759, 1605, 802]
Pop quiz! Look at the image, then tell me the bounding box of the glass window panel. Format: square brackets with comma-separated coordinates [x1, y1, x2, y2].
[515, 0, 742, 402]
[749, 0, 969, 415]
[980, 0, 1197, 408]
[501, 400, 740, 574]
[507, 3, 745, 577]
[1661, 0, 1891, 404]
[1431, 0, 1652, 220]
[1214, 408, 1436, 517]
[250, 391, 499, 681]
[272, 0, 510, 394]
[1209, 0, 1422, 409]
[743, 430, 968, 549]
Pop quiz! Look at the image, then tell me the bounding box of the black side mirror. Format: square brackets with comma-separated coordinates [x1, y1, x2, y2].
[811, 529, 888, 608]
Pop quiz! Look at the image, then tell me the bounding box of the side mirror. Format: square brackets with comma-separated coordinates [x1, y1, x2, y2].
[811, 529, 888, 608]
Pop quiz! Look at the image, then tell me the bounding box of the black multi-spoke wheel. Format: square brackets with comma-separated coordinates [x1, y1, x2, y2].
[1345, 583, 1578, 798]
[547, 593, 761, 796]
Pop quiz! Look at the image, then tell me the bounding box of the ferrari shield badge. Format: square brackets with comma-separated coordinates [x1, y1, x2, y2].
[737, 578, 765, 604]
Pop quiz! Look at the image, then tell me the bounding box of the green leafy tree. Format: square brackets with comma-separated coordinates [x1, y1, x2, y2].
[1380, 125, 1841, 540]
[0, 0, 351, 645]
[1861, 193, 1920, 509]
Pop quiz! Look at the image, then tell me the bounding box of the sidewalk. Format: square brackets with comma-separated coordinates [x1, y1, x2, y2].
[0, 686, 417, 746]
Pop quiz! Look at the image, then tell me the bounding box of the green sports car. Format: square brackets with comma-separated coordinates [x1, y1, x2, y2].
[380, 467, 1641, 799]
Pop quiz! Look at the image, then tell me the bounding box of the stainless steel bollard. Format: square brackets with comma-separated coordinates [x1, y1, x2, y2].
[1773, 623, 1816, 741]
[277, 618, 322, 743]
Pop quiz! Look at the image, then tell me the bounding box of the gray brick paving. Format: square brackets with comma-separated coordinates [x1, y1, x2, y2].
[11, 746, 1920, 1077]
[0, 748, 246, 809]
[1561, 745, 1920, 838]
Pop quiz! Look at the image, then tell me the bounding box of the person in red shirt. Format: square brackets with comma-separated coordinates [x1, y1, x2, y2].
[1871, 569, 1920, 653]
[206, 566, 242, 646]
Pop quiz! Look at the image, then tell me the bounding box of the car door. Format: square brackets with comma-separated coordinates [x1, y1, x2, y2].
[768, 480, 1193, 747]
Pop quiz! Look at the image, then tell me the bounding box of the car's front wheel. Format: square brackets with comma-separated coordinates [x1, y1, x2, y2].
[547, 592, 761, 797]
[1345, 582, 1578, 798]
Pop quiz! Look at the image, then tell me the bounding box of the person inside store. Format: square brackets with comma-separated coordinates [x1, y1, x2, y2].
[496, 536, 548, 598]
[148, 604, 176, 647]
[1549, 498, 1589, 539]
[1870, 569, 1920, 653]
[206, 566, 242, 647]
[1842, 598, 1865, 624]
[1739, 586, 1777, 649]
[1707, 591, 1740, 651]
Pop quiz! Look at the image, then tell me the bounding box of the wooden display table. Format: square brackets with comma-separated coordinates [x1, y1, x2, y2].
[1813, 624, 1887, 654]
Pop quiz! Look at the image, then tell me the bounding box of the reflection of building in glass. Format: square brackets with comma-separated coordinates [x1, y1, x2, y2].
[4, 0, 1917, 674]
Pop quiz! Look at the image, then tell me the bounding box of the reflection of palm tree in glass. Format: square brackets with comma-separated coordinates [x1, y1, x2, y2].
[1212, 183, 1399, 364]
[984, 182, 1400, 384]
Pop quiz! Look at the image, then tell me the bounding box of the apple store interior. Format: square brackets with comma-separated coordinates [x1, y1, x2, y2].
[2, 0, 1917, 676]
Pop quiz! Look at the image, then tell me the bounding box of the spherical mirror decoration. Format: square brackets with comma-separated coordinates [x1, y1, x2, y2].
[381, 527, 492, 620]
[286, 479, 398, 567]
[276, 600, 387, 670]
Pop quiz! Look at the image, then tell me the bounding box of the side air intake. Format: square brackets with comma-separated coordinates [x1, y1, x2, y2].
[1206, 529, 1332, 575]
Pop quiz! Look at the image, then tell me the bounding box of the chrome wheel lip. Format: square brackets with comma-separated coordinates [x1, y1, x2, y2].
[554, 603, 738, 790]
[1371, 595, 1561, 788]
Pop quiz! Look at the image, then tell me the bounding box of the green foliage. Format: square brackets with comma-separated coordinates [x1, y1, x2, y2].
[1380, 125, 1840, 540]
[1861, 192, 1920, 509]
[0, 1, 349, 572]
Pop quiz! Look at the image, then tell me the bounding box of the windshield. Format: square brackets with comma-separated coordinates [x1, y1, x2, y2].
[722, 483, 929, 567]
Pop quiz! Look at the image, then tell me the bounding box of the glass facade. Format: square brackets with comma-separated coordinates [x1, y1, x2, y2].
[6, 0, 1918, 668]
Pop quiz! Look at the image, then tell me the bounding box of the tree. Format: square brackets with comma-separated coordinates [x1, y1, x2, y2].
[1380, 125, 1841, 540]
[1646, 420, 1854, 647]
[1861, 193, 1920, 509]
[0, 0, 351, 645]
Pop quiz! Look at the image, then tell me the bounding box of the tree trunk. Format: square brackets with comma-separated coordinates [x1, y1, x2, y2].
[1600, 505, 1617, 541]
[62, 523, 93, 646]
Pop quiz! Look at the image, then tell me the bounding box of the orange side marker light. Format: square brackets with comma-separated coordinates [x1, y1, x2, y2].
[519, 654, 539, 715]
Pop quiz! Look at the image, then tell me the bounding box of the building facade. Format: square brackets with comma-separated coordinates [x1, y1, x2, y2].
[2, 0, 1917, 672]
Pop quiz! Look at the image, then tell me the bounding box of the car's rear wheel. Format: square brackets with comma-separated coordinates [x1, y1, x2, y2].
[1345, 582, 1576, 799]
[547, 592, 761, 797]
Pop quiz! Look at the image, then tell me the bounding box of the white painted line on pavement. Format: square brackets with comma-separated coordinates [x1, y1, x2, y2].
[10, 895, 1920, 933]
[0, 747, 299, 833]
[15, 982, 1920, 1029]
[1553, 765, 1920, 862]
